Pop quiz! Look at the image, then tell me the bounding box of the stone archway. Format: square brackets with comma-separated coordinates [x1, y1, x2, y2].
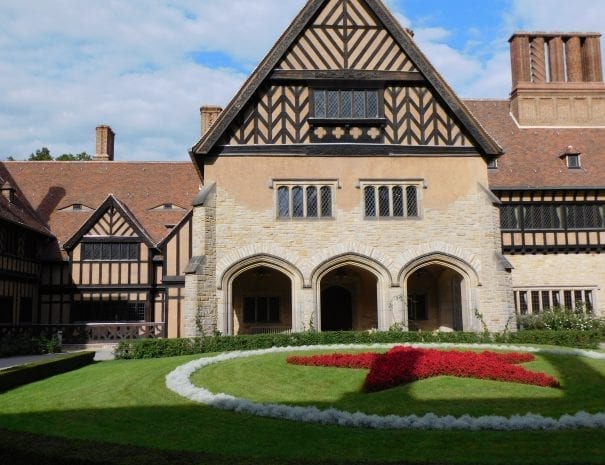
[406, 264, 464, 331]
[400, 254, 479, 332]
[220, 255, 303, 335]
[316, 262, 383, 331]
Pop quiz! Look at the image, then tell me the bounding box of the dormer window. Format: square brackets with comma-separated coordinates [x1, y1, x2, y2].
[58, 203, 94, 212]
[149, 203, 186, 212]
[561, 146, 581, 170]
[566, 154, 581, 169]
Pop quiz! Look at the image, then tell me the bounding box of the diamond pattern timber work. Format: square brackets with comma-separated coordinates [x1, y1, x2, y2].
[88, 207, 137, 237]
[384, 86, 470, 146]
[277, 0, 417, 72]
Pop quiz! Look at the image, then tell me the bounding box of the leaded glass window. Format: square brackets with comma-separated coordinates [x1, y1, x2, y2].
[320, 186, 332, 217]
[306, 187, 318, 218]
[275, 182, 335, 219]
[292, 187, 304, 218]
[81, 242, 139, 261]
[363, 183, 421, 219]
[313, 89, 381, 119]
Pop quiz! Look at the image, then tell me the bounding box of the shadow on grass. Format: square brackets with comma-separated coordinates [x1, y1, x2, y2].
[310, 353, 605, 418]
[0, 354, 604, 465]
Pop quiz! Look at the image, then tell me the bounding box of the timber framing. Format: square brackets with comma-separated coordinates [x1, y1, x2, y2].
[64, 195, 156, 251]
[210, 144, 479, 157]
[191, 0, 503, 159]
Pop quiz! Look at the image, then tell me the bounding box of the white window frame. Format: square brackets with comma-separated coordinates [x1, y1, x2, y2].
[359, 179, 424, 220]
[514, 286, 597, 314]
[272, 179, 339, 220]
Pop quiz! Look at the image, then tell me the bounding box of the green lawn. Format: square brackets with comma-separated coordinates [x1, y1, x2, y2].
[0, 348, 604, 465]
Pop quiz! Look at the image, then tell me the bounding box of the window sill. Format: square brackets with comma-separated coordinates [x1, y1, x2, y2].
[308, 118, 386, 126]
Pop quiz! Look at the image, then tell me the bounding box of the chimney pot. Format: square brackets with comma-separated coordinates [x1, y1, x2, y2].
[94, 125, 115, 161]
[200, 106, 222, 137]
[1, 181, 16, 203]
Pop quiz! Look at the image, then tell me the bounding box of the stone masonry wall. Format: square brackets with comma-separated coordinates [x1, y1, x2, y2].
[205, 178, 514, 333]
[507, 253, 605, 317]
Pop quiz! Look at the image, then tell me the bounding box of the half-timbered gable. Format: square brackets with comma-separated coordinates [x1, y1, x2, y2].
[186, 0, 512, 338]
[0, 158, 200, 340]
[194, 0, 500, 159]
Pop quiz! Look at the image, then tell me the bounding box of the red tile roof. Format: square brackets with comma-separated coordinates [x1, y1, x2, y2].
[0, 162, 200, 252]
[464, 99, 605, 189]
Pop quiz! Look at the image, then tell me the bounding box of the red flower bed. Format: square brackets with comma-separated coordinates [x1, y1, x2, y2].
[286, 347, 559, 393]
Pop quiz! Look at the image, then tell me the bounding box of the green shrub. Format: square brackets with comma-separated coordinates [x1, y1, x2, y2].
[0, 334, 61, 357]
[111, 329, 603, 360]
[494, 330, 601, 348]
[0, 352, 95, 393]
[517, 307, 604, 331]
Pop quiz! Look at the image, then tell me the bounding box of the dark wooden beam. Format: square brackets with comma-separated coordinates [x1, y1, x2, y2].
[212, 144, 479, 157]
[270, 69, 425, 82]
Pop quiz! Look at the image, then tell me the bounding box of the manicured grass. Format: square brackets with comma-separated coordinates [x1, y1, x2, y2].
[0, 349, 603, 465]
[192, 349, 604, 418]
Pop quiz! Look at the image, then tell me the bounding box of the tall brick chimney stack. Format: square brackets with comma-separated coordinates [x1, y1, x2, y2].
[93, 125, 115, 161]
[509, 32, 605, 126]
[200, 106, 222, 137]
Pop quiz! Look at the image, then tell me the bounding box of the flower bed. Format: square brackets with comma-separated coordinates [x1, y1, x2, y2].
[287, 347, 559, 392]
[166, 343, 605, 431]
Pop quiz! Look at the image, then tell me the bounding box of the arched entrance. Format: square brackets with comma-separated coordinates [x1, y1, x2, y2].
[319, 265, 379, 331]
[406, 264, 466, 331]
[231, 265, 293, 335]
[321, 286, 353, 331]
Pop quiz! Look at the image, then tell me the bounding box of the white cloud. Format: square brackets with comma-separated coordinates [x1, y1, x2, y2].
[509, 0, 605, 32]
[0, 0, 304, 161]
[0, 0, 603, 161]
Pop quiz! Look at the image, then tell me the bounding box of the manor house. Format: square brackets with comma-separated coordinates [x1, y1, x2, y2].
[1, 0, 603, 341]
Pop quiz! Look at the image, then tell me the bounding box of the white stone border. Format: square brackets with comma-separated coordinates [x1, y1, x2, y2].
[166, 343, 605, 431]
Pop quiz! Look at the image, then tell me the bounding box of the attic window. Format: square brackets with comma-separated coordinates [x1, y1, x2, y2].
[566, 154, 581, 169]
[150, 203, 185, 212]
[487, 159, 498, 169]
[59, 204, 94, 212]
[561, 146, 581, 170]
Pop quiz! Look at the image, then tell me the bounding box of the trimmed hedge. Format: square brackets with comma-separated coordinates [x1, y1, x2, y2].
[0, 352, 95, 393]
[114, 329, 601, 360]
[0, 335, 61, 358]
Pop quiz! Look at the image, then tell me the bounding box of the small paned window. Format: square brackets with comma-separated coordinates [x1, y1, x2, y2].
[523, 205, 562, 230]
[243, 296, 280, 324]
[275, 182, 335, 220]
[314, 89, 380, 119]
[70, 300, 146, 323]
[363, 182, 421, 219]
[514, 287, 596, 314]
[81, 242, 139, 261]
[566, 154, 581, 169]
[487, 159, 498, 169]
[500, 203, 605, 231]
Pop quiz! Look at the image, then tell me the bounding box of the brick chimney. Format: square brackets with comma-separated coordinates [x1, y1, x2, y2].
[509, 33, 605, 126]
[200, 106, 222, 137]
[93, 125, 115, 161]
[1, 181, 16, 203]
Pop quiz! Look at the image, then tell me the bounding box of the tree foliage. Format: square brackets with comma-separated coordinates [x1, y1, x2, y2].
[28, 147, 53, 161]
[55, 152, 92, 161]
[19, 148, 92, 161]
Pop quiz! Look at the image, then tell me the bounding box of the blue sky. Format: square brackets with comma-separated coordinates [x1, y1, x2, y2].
[0, 0, 603, 162]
